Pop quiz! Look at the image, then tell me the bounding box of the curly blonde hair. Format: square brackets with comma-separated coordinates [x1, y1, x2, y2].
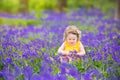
[63, 25, 81, 41]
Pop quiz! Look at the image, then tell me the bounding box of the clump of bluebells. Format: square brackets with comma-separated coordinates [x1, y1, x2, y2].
[0, 8, 120, 80]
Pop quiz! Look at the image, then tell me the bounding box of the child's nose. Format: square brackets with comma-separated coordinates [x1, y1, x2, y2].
[72, 40, 74, 42]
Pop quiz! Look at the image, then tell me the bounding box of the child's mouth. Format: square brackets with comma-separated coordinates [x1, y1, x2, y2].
[70, 42, 74, 45]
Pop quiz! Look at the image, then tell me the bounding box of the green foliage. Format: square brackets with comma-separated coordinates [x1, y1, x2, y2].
[19, 38, 31, 44]
[29, 0, 57, 12]
[0, 0, 115, 26]
[0, 62, 4, 71]
[74, 59, 87, 73]
[15, 74, 25, 80]
[114, 66, 120, 78]
[30, 58, 42, 74]
[66, 74, 75, 80]
[93, 60, 103, 68]
[0, 0, 19, 13]
[67, 0, 115, 12]
[0, 18, 40, 26]
[0, 0, 115, 14]
[0, 78, 5, 80]
[52, 65, 60, 75]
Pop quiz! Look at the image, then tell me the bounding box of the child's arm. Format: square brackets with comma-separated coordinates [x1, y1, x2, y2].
[77, 42, 86, 56]
[58, 42, 69, 56]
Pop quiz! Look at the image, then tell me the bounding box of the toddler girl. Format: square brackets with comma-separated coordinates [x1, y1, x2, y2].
[58, 25, 86, 63]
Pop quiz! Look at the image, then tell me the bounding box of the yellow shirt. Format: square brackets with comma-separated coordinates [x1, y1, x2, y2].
[64, 41, 81, 52]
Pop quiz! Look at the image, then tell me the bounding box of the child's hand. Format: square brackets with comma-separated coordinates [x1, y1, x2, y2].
[76, 52, 85, 56]
[69, 50, 77, 57]
[61, 51, 69, 56]
[75, 53, 81, 57]
[65, 51, 70, 56]
[75, 53, 85, 58]
[59, 51, 69, 56]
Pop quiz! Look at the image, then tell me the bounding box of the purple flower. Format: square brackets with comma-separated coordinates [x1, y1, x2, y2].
[55, 74, 67, 80]
[0, 50, 2, 56]
[13, 66, 21, 77]
[5, 58, 13, 64]
[1, 67, 16, 80]
[31, 74, 43, 80]
[42, 72, 55, 80]
[68, 68, 81, 79]
[22, 65, 33, 80]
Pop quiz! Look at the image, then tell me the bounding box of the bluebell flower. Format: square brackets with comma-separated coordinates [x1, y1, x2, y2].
[5, 58, 13, 64]
[55, 74, 67, 80]
[0, 50, 2, 56]
[22, 65, 33, 80]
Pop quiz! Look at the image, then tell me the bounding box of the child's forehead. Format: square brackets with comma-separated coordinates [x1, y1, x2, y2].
[67, 33, 77, 37]
[66, 31, 78, 36]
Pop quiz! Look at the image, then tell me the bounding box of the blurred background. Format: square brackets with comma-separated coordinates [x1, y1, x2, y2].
[0, 0, 120, 25]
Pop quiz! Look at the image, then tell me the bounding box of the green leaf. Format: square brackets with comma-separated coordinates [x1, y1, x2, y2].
[15, 74, 25, 80]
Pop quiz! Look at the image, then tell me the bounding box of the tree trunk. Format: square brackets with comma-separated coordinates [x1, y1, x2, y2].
[19, 0, 28, 14]
[57, 0, 67, 12]
[115, 0, 120, 20]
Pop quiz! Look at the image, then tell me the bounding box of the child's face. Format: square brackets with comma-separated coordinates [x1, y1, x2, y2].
[66, 33, 77, 45]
